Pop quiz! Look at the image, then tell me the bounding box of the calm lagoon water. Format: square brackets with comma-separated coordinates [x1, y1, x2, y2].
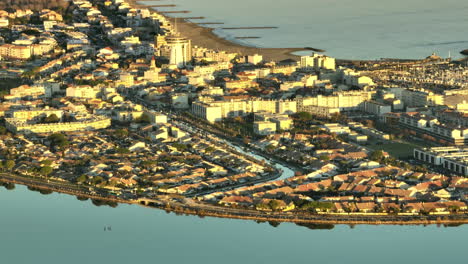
[1, 185, 466, 264]
[147, 0, 468, 59]
[2, 1, 468, 262]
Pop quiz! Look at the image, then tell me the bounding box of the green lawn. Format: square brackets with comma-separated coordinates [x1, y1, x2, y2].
[367, 141, 422, 159]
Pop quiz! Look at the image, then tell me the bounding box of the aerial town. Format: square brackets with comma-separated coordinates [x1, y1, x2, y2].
[1, 0, 468, 224]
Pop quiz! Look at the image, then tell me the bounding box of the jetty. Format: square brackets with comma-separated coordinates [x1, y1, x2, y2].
[235, 37, 261, 39]
[222, 26, 278, 30]
[181, 17, 206, 20]
[160, 10, 191, 14]
[197, 22, 225, 25]
[304, 47, 326, 53]
[146, 4, 176, 7]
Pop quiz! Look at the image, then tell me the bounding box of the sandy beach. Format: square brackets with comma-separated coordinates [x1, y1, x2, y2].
[128, 0, 325, 61]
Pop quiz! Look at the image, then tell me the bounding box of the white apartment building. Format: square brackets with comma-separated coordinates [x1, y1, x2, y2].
[66, 86, 100, 99]
[414, 147, 468, 176]
[254, 121, 277, 135]
[296, 91, 374, 112]
[192, 99, 297, 121]
[300, 53, 336, 70]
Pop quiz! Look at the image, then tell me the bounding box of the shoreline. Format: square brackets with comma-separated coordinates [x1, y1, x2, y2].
[2, 174, 468, 226]
[129, 1, 468, 63]
[128, 0, 325, 61]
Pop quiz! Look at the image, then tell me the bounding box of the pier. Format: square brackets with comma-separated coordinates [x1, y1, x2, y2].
[221, 26, 278, 30]
[197, 22, 225, 25]
[160, 10, 191, 14]
[180, 17, 206, 20]
[235, 37, 261, 39]
[146, 4, 176, 7]
[304, 47, 326, 52]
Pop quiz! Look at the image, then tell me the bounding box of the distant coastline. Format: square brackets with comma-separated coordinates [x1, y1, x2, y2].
[129, 0, 325, 61]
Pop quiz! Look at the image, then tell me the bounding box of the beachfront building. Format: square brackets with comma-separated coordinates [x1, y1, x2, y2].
[246, 54, 263, 65]
[300, 53, 336, 71]
[159, 35, 192, 68]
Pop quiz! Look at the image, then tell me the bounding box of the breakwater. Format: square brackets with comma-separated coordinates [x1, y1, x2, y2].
[222, 26, 278, 30]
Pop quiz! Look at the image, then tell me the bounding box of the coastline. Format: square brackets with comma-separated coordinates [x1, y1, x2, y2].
[128, 0, 325, 61]
[2, 174, 468, 226]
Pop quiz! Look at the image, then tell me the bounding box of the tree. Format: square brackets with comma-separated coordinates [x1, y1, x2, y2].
[76, 174, 88, 184]
[90, 176, 104, 186]
[136, 113, 151, 124]
[172, 143, 188, 152]
[43, 114, 60, 123]
[40, 159, 53, 166]
[363, 119, 375, 128]
[265, 144, 276, 152]
[115, 147, 130, 154]
[369, 150, 385, 161]
[48, 133, 69, 149]
[39, 166, 53, 176]
[115, 129, 129, 138]
[205, 146, 216, 153]
[0, 126, 7, 135]
[269, 200, 282, 211]
[296, 112, 312, 121]
[5, 160, 15, 171]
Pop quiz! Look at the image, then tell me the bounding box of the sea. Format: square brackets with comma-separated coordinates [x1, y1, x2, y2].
[142, 0, 468, 60]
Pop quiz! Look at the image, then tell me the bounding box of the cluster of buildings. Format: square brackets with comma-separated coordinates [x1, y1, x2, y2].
[398, 112, 468, 146]
[1, 0, 468, 218]
[206, 164, 468, 215]
[414, 147, 468, 176]
[0, 9, 61, 60]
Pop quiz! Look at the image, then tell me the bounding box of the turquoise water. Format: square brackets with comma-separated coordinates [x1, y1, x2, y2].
[145, 0, 468, 59]
[1, 185, 466, 263]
